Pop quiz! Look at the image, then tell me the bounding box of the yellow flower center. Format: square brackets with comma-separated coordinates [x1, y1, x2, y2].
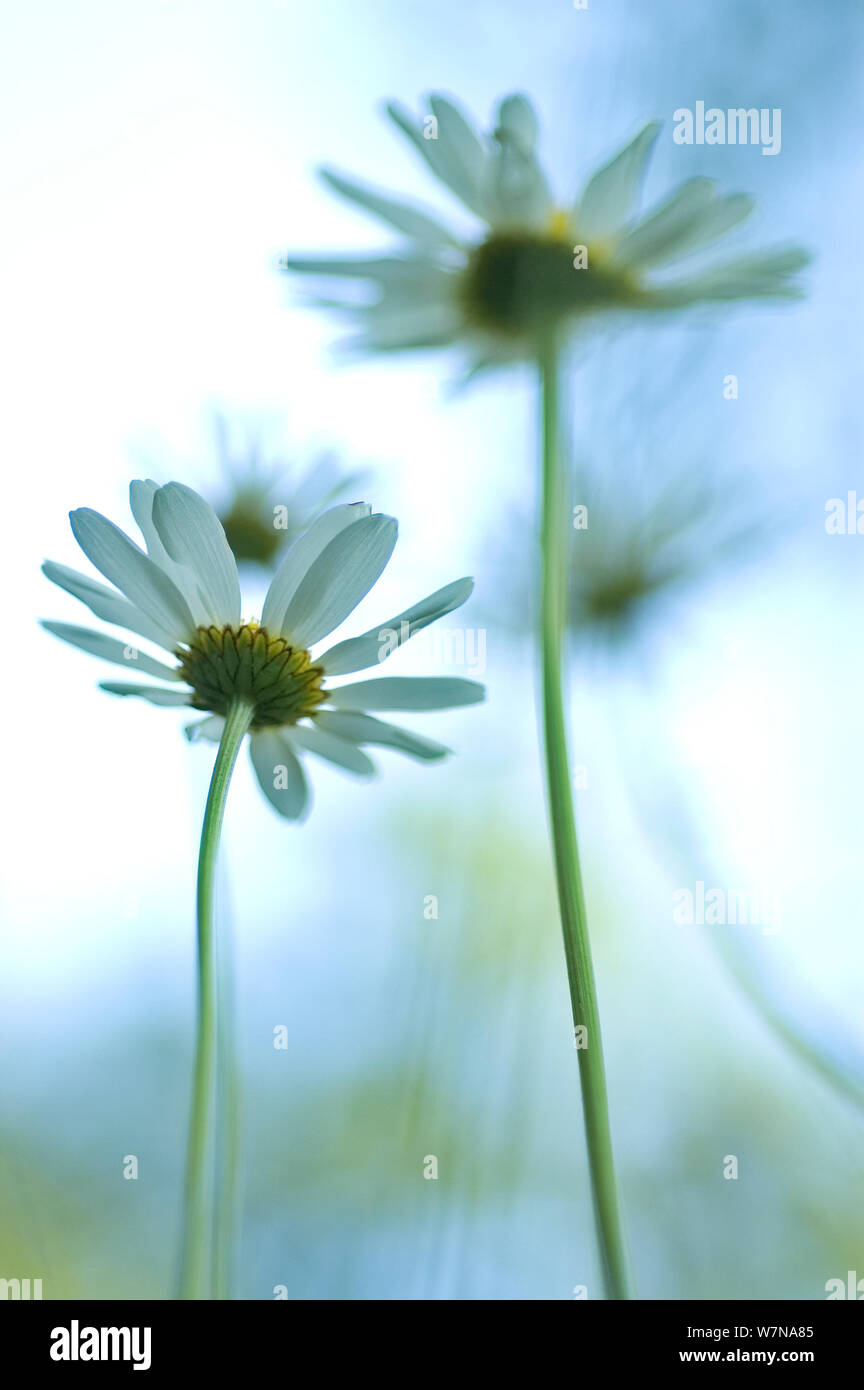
[546, 208, 571, 240]
[177, 623, 326, 729]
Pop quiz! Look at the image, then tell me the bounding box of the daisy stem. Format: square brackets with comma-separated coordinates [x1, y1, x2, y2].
[537, 332, 632, 1300]
[179, 696, 254, 1300]
[212, 882, 240, 1301]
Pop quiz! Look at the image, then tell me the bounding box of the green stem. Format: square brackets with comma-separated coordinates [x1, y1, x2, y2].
[211, 884, 241, 1300]
[537, 333, 632, 1300]
[178, 697, 254, 1300]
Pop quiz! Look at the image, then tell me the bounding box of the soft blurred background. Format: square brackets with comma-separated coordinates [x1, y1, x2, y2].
[2, 0, 863, 1299]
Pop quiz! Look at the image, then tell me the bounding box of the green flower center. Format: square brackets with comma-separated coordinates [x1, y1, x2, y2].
[177, 623, 326, 728]
[220, 501, 284, 567]
[578, 566, 659, 626]
[460, 233, 639, 337]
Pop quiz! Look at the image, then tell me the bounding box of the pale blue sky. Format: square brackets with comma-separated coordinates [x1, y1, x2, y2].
[1, 4, 862, 1272]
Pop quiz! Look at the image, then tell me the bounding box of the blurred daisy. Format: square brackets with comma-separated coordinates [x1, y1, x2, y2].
[282, 92, 810, 367]
[42, 481, 483, 820]
[209, 413, 368, 568]
[489, 458, 782, 652]
[568, 474, 768, 645]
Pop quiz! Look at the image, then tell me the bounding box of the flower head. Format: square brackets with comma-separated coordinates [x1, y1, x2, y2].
[209, 412, 368, 567]
[488, 458, 773, 653]
[42, 481, 483, 819]
[283, 93, 809, 366]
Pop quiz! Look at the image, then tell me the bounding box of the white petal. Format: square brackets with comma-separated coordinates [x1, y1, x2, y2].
[615, 190, 753, 269]
[326, 676, 485, 710]
[249, 731, 310, 820]
[151, 483, 242, 625]
[487, 94, 550, 231]
[315, 710, 449, 761]
[185, 715, 226, 743]
[576, 122, 661, 243]
[486, 141, 552, 233]
[281, 255, 452, 294]
[287, 724, 376, 777]
[261, 503, 371, 633]
[320, 577, 474, 675]
[129, 479, 211, 624]
[99, 682, 192, 706]
[386, 98, 489, 219]
[342, 303, 461, 353]
[494, 94, 539, 154]
[429, 93, 490, 214]
[280, 513, 397, 648]
[609, 177, 715, 268]
[42, 560, 178, 651]
[40, 621, 182, 680]
[70, 508, 195, 643]
[653, 247, 810, 304]
[319, 167, 461, 248]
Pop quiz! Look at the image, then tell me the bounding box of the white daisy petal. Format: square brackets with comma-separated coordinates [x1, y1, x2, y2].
[99, 682, 193, 706]
[129, 479, 211, 625]
[249, 730, 310, 820]
[151, 483, 242, 626]
[576, 121, 661, 244]
[345, 297, 466, 353]
[129, 478, 169, 556]
[261, 503, 371, 633]
[315, 710, 450, 761]
[185, 715, 225, 743]
[280, 513, 398, 648]
[609, 177, 715, 268]
[651, 192, 754, 265]
[70, 508, 195, 643]
[41, 560, 178, 651]
[341, 308, 461, 354]
[327, 676, 485, 711]
[282, 255, 382, 278]
[282, 256, 453, 295]
[373, 271, 457, 310]
[386, 98, 488, 218]
[40, 621, 182, 680]
[429, 93, 489, 213]
[494, 94, 539, 154]
[319, 167, 461, 248]
[319, 577, 474, 675]
[488, 94, 550, 230]
[487, 143, 551, 232]
[655, 247, 810, 304]
[616, 190, 754, 269]
[287, 724, 376, 777]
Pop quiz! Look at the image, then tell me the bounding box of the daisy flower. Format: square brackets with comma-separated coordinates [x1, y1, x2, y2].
[42, 480, 483, 821]
[209, 412, 368, 567]
[42, 479, 483, 1300]
[282, 92, 810, 367]
[488, 457, 776, 652]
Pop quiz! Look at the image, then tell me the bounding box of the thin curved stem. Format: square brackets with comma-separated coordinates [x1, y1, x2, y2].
[212, 870, 241, 1300]
[178, 697, 254, 1300]
[537, 334, 632, 1300]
